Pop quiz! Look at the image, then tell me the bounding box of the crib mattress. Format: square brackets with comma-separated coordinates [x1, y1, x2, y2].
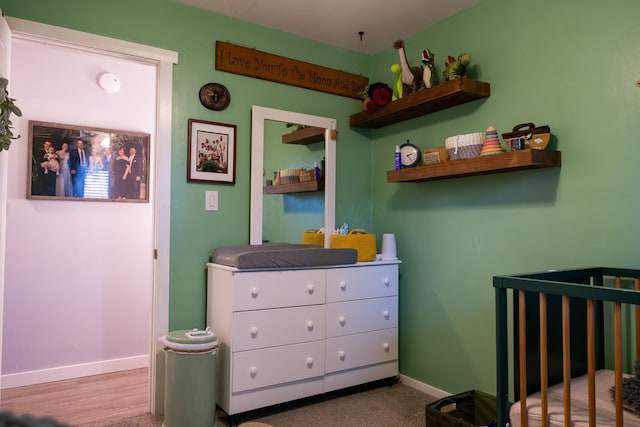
[510, 369, 640, 427]
[212, 243, 357, 269]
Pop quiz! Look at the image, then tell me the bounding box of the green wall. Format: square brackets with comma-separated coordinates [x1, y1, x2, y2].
[368, 0, 640, 394]
[3, 0, 640, 396]
[0, 0, 371, 331]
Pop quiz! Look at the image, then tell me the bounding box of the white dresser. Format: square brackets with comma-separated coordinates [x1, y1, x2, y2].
[206, 260, 400, 416]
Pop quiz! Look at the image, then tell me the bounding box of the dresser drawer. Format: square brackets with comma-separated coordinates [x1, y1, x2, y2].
[325, 296, 397, 338]
[232, 341, 325, 392]
[232, 269, 326, 310]
[233, 305, 325, 351]
[325, 328, 397, 374]
[326, 265, 398, 302]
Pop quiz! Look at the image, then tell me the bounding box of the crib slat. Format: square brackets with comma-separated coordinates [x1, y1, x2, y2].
[519, 290, 527, 427]
[562, 295, 571, 426]
[614, 277, 623, 427]
[635, 278, 640, 358]
[539, 293, 548, 427]
[587, 298, 596, 427]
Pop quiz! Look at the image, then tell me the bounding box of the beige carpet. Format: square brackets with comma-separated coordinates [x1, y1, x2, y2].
[97, 380, 436, 427]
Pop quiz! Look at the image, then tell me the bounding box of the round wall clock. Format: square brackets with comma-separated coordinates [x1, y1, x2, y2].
[199, 83, 231, 111]
[399, 141, 421, 168]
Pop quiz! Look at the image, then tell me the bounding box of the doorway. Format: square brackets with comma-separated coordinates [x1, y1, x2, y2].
[0, 17, 177, 415]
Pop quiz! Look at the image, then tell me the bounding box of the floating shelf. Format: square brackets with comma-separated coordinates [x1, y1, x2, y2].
[263, 180, 324, 194]
[386, 149, 561, 183]
[350, 78, 490, 129]
[281, 127, 325, 145]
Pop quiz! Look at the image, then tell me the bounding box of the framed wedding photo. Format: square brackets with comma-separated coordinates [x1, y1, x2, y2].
[187, 118, 236, 184]
[27, 120, 150, 202]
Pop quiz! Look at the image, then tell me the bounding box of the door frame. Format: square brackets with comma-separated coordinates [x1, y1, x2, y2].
[3, 17, 177, 415]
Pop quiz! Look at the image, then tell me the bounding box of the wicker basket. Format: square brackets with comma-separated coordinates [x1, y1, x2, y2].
[425, 390, 497, 427]
[279, 168, 301, 184]
[445, 133, 485, 160]
[299, 169, 314, 182]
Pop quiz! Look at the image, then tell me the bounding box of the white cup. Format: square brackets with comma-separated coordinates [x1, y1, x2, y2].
[381, 234, 397, 260]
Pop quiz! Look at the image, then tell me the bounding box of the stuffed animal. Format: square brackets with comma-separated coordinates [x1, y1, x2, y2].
[610, 358, 640, 415]
[442, 52, 471, 81]
[361, 82, 393, 111]
[393, 40, 422, 95]
[421, 49, 438, 89]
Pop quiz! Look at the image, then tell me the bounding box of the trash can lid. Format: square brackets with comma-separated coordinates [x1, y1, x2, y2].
[160, 326, 218, 351]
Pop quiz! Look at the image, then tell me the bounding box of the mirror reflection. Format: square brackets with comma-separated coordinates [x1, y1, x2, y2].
[250, 106, 336, 247]
[262, 120, 325, 243]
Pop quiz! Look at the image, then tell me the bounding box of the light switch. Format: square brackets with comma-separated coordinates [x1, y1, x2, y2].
[205, 191, 218, 211]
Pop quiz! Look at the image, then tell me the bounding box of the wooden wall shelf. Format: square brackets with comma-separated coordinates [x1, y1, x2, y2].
[281, 127, 325, 145]
[263, 180, 324, 194]
[350, 78, 490, 129]
[386, 149, 561, 183]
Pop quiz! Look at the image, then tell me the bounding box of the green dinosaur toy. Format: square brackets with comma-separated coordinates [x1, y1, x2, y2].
[443, 52, 471, 81]
[421, 49, 438, 89]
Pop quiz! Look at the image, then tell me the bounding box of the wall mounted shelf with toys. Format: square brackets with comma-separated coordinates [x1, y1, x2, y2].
[386, 149, 561, 183]
[350, 78, 490, 129]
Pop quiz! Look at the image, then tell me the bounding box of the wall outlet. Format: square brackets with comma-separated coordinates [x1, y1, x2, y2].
[205, 191, 218, 211]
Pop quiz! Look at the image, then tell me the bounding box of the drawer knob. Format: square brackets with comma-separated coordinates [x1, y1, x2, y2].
[250, 287, 259, 298]
[306, 357, 314, 367]
[338, 350, 346, 360]
[339, 281, 347, 291]
[307, 320, 314, 331]
[383, 342, 390, 352]
[249, 366, 257, 377]
[250, 326, 258, 337]
[383, 310, 390, 319]
[307, 283, 315, 294]
[383, 278, 390, 286]
[338, 315, 346, 326]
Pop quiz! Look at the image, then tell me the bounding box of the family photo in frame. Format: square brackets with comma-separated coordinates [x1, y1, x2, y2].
[28, 121, 150, 202]
[187, 118, 236, 184]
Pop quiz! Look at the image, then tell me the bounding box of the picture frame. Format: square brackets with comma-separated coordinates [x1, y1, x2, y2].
[27, 120, 150, 202]
[187, 118, 236, 184]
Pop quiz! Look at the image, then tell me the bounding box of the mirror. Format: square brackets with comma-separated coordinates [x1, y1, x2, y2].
[250, 106, 336, 247]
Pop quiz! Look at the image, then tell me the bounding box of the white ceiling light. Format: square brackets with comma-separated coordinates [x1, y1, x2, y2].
[98, 72, 121, 94]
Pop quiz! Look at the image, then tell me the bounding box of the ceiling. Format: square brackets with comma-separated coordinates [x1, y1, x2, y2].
[172, 0, 480, 55]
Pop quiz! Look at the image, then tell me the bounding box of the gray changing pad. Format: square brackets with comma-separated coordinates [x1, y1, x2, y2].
[212, 243, 357, 269]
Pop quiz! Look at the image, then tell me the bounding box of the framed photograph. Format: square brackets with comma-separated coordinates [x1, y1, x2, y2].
[27, 121, 150, 202]
[188, 119, 236, 184]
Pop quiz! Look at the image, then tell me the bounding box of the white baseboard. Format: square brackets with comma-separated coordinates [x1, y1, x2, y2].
[1, 354, 149, 389]
[399, 374, 450, 400]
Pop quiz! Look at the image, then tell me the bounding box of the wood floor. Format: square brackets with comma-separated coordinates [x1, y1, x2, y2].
[0, 368, 150, 426]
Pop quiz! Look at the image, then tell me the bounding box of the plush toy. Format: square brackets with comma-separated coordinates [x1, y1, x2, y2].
[390, 64, 403, 100]
[443, 52, 471, 81]
[361, 82, 393, 111]
[610, 358, 640, 415]
[393, 40, 422, 95]
[421, 49, 438, 89]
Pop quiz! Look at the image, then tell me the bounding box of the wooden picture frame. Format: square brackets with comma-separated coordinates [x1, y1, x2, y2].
[27, 121, 150, 202]
[187, 119, 236, 184]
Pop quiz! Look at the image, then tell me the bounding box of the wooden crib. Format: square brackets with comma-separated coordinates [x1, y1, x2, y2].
[494, 267, 640, 427]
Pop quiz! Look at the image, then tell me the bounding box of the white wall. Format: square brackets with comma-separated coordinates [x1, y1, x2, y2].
[1, 38, 156, 387]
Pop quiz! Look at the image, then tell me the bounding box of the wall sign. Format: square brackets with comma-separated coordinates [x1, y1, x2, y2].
[215, 41, 368, 100]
